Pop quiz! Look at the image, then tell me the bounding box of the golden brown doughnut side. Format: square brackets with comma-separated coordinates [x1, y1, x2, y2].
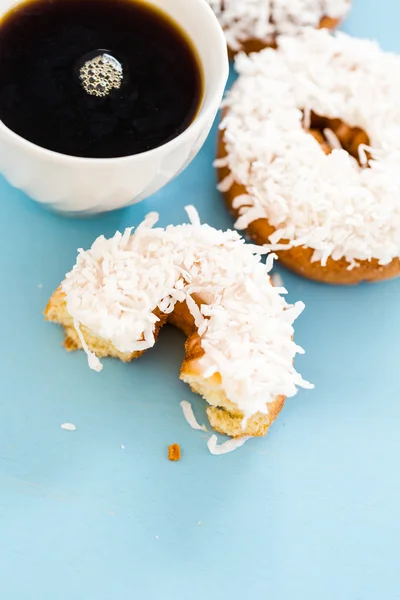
[45, 289, 285, 437]
[216, 128, 400, 284]
[228, 16, 341, 57]
[206, 400, 285, 438]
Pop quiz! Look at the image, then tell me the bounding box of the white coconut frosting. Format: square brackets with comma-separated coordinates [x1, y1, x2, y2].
[217, 29, 400, 266]
[62, 207, 311, 419]
[207, 0, 350, 51]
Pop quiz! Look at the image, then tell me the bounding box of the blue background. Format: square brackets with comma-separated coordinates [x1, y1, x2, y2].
[0, 1, 399, 598]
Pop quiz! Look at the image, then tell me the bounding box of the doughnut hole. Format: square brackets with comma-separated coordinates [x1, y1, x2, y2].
[305, 111, 370, 165]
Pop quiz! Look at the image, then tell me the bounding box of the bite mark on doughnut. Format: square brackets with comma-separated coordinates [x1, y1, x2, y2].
[45, 289, 287, 438]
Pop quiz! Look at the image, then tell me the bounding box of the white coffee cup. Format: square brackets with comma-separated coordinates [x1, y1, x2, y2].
[0, 0, 228, 214]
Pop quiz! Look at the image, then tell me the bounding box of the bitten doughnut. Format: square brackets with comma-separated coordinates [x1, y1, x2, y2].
[216, 29, 400, 285]
[45, 207, 311, 438]
[207, 0, 350, 55]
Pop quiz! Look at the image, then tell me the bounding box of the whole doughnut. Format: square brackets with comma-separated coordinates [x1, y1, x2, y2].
[216, 30, 400, 284]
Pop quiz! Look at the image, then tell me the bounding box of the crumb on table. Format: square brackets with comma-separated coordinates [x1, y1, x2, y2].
[168, 443, 181, 461]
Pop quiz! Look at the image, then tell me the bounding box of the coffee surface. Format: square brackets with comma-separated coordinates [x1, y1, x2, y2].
[0, 0, 203, 158]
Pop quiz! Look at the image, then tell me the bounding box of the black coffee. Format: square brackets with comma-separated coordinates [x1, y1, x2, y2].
[0, 0, 203, 158]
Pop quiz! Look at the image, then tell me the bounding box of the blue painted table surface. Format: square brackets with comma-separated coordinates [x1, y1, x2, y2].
[0, 2, 399, 598]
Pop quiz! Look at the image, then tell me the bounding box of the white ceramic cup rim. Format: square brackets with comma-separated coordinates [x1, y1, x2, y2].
[0, 0, 228, 165]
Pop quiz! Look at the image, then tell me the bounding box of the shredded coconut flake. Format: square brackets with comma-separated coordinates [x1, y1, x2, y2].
[180, 401, 208, 432]
[61, 422, 76, 431]
[323, 128, 342, 150]
[62, 206, 311, 420]
[271, 272, 285, 290]
[221, 29, 400, 265]
[74, 319, 103, 372]
[207, 0, 350, 51]
[207, 434, 250, 455]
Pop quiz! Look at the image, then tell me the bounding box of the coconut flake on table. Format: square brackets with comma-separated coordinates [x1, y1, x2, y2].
[180, 400, 208, 432]
[207, 434, 251, 455]
[61, 422, 76, 431]
[220, 29, 400, 266]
